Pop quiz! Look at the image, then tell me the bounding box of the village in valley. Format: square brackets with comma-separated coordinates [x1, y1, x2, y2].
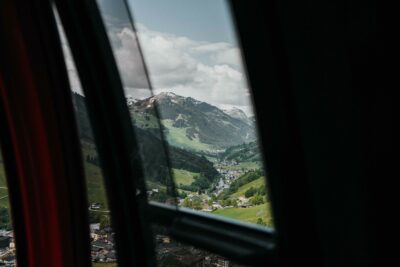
[0, 91, 272, 266]
[1, 136, 270, 267]
[0, 153, 269, 267]
[178, 159, 259, 211]
[86, 156, 270, 266]
[89, 220, 117, 264]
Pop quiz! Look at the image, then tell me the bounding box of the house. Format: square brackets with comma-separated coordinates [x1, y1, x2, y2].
[212, 203, 222, 209]
[90, 203, 102, 209]
[92, 240, 112, 252]
[91, 232, 100, 240]
[106, 251, 117, 261]
[90, 223, 100, 232]
[1, 256, 15, 266]
[0, 236, 11, 249]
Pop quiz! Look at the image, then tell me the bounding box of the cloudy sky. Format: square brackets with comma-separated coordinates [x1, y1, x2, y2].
[68, 0, 254, 115]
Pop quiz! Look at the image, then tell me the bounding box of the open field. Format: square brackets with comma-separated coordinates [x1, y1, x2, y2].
[81, 143, 110, 210]
[172, 168, 198, 186]
[212, 203, 273, 226]
[84, 162, 109, 210]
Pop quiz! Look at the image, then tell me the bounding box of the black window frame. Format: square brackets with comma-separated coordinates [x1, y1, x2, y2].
[1, 0, 384, 266]
[53, 0, 281, 266]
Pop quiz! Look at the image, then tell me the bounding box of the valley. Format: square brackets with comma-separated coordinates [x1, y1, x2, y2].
[77, 91, 273, 226]
[0, 92, 273, 265]
[173, 157, 272, 227]
[127, 92, 272, 226]
[1, 92, 273, 226]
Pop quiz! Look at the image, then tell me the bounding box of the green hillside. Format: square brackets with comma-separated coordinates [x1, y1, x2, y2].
[163, 119, 215, 152]
[131, 92, 256, 151]
[218, 161, 261, 171]
[130, 107, 159, 129]
[74, 93, 219, 187]
[220, 141, 261, 162]
[213, 203, 273, 226]
[0, 163, 9, 209]
[0, 148, 108, 210]
[0, 93, 271, 231]
[230, 177, 265, 198]
[0, 189, 9, 209]
[0, 163, 6, 186]
[218, 170, 264, 199]
[84, 162, 108, 209]
[80, 142, 109, 209]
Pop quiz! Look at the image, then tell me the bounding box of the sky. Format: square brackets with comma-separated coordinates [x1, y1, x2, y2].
[68, 0, 254, 115]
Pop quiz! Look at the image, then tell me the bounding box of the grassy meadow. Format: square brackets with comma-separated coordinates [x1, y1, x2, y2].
[163, 120, 214, 152]
[212, 203, 273, 226]
[172, 168, 198, 186]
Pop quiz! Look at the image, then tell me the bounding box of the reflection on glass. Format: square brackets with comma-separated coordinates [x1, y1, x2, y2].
[54, 10, 117, 266]
[153, 226, 250, 267]
[96, 0, 177, 204]
[0, 150, 16, 266]
[72, 94, 118, 266]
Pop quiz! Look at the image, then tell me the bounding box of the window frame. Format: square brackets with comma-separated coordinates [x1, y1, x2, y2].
[1, 0, 383, 266]
[54, 0, 278, 266]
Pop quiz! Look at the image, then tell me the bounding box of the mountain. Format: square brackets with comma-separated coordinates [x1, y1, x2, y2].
[134, 127, 219, 185]
[223, 107, 253, 126]
[130, 92, 256, 152]
[72, 92, 219, 185]
[219, 141, 262, 162]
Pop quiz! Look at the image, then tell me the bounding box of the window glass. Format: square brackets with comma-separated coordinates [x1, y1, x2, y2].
[97, 0, 273, 227]
[132, 0, 273, 226]
[54, 10, 117, 267]
[96, 0, 178, 204]
[0, 150, 16, 266]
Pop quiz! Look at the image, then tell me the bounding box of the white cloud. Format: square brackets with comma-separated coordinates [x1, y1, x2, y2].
[212, 47, 243, 66]
[192, 42, 231, 53]
[110, 24, 252, 114]
[113, 28, 149, 89]
[59, 16, 253, 115]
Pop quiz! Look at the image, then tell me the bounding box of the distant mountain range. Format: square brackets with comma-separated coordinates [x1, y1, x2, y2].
[72, 92, 218, 186]
[223, 107, 253, 126]
[130, 92, 256, 152]
[71, 92, 261, 186]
